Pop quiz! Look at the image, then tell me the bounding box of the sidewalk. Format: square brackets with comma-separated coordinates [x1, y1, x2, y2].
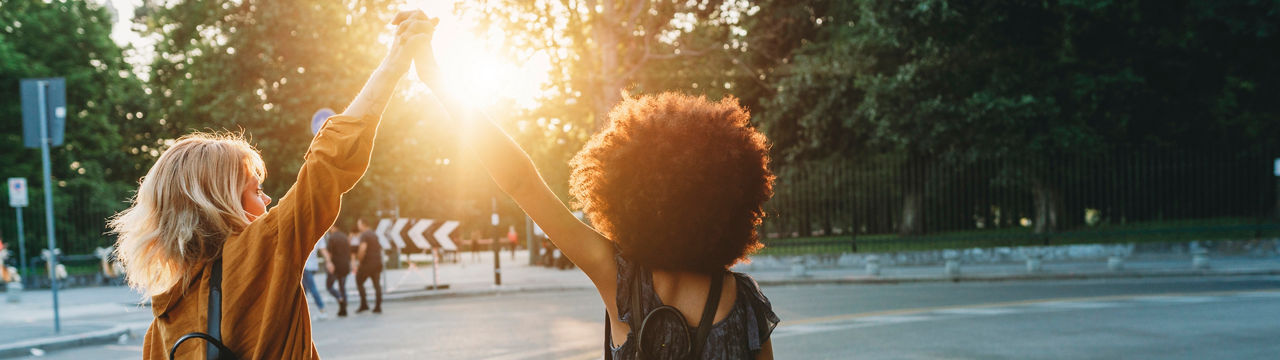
[2, 250, 1278, 358]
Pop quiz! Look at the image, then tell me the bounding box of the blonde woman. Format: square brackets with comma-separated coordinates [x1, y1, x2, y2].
[108, 13, 436, 359]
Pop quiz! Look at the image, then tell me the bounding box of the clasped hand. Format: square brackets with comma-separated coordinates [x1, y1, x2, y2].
[381, 10, 439, 74]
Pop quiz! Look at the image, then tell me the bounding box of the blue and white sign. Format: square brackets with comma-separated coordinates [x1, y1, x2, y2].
[8, 178, 28, 208]
[1274, 158, 1280, 177]
[310, 108, 336, 135]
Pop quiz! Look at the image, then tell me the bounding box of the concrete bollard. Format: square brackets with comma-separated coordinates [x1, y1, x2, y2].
[943, 251, 961, 277]
[789, 258, 808, 278]
[1191, 248, 1210, 270]
[5, 281, 21, 303]
[1107, 255, 1125, 271]
[1026, 254, 1043, 273]
[865, 255, 881, 276]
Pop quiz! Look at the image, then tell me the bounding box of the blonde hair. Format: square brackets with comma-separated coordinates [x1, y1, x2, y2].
[109, 132, 266, 296]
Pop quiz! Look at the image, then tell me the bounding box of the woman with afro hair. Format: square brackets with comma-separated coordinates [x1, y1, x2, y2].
[410, 13, 777, 357]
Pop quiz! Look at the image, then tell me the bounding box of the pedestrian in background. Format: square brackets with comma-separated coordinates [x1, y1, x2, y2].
[302, 244, 328, 319]
[353, 217, 383, 314]
[507, 225, 518, 259]
[320, 224, 352, 317]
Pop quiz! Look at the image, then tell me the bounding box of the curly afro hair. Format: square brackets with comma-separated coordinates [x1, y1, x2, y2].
[570, 92, 774, 273]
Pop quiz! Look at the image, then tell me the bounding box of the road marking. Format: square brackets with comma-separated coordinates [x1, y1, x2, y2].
[1026, 301, 1121, 309]
[1133, 296, 1219, 303]
[775, 289, 1280, 338]
[932, 308, 1020, 316]
[857, 314, 933, 324]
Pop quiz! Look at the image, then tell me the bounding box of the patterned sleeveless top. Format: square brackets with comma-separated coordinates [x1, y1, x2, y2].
[605, 249, 779, 359]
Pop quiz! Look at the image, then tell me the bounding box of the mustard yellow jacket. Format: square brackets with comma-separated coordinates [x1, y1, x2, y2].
[144, 114, 378, 359]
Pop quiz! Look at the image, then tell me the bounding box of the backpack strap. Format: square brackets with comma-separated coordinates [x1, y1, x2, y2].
[168, 259, 237, 360]
[207, 259, 224, 359]
[690, 272, 725, 357]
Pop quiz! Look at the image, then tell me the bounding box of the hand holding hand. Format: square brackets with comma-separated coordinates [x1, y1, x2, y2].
[382, 10, 439, 73]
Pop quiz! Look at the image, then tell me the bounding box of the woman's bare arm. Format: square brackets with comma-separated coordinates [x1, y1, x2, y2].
[756, 339, 774, 360]
[338, 15, 426, 120]
[407, 13, 617, 295]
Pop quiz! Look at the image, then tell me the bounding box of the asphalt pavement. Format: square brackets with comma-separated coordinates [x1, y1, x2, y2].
[14, 275, 1280, 359]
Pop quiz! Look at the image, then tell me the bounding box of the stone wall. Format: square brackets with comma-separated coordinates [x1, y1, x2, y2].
[737, 238, 1280, 271]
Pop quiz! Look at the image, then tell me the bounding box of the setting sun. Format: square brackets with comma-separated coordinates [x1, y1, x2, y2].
[402, 0, 550, 109]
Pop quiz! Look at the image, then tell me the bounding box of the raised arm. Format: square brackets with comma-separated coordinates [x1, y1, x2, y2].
[229, 13, 433, 267]
[405, 13, 617, 294]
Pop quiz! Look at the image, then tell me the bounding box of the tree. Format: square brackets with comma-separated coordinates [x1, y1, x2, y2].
[0, 0, 156, 255]
[756, 0, 1280, 236]
[458, 0, 764, 132]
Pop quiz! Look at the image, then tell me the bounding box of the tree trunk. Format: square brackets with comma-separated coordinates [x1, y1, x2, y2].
[1031, 178, 1062, 234]
[592, 80, 623, 130]
[591, 0, 623, 132]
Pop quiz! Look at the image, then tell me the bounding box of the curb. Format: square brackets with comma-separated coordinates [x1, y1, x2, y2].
[754, 268, 1280, 286]
[0, 322, 150, 359]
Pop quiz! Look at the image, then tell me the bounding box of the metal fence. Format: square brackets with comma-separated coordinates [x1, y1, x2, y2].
[1, 184, 119, 280]
[760, 152, 1280, 253]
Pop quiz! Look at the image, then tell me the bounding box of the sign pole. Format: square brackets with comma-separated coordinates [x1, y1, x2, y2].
[15, 208, 25, 282]
[526, 216, 535, 266]
[1273, 158, 1279, 219]
[38, 81, 61, 333]
[492, 197, 501, 286]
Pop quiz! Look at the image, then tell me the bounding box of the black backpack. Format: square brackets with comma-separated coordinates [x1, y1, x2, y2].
[605, 271, 725, 360]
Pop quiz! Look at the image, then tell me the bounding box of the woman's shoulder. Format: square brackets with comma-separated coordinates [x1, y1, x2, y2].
[730, 272, 771, 305]
[728, 271, 779, 349]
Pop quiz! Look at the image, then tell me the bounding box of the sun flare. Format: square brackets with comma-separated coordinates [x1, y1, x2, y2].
[402, 1, 550, 110]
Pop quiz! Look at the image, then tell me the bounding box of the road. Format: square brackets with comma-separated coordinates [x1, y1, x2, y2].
[22, 276, 1280, 359]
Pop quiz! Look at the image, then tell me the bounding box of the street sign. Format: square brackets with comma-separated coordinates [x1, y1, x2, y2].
[1273, 158, 1279, 177]
[389, 218, 410, 249]
[433, 220, 459, 251]
[310, 108, 336, 135]
[21, 78, 66, 148]
[375, 218, 394, 249]
[408, 219, 435, 250]
[7, 178, 27, 207]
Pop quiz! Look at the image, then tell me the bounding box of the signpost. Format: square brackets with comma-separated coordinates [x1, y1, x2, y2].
[21, 78, 66, 333]
[7, 178, 28, 288]
[491, 198, 501, 286]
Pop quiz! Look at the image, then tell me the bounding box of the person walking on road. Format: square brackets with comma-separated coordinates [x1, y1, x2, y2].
[302, 244, 328, 319]
[106, 13, 436, 358]
[353, 217, 383, 314]
[407, 10, 777, 358]
[320, 224, 352, 317]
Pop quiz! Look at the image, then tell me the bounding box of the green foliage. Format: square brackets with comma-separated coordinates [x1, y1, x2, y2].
[752, 0, 1280, 235]
[0, 0, 154, 257]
